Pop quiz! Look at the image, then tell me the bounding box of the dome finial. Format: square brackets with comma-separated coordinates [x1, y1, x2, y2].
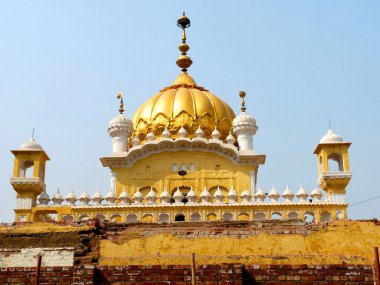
[176, 12, 192, 73]
[116, 92, 124, 114]
[239, 91, 247, 112]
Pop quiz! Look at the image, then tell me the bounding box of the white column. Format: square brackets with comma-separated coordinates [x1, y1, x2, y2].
[237, 134, 254, 151]
[249, 170, 256, 202]
[112, 137, 127, 152]
[110, 172, 117, 192]
[16, 197, 34, 209]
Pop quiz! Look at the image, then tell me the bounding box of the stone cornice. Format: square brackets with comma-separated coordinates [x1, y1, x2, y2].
[10, 177, 46, 192]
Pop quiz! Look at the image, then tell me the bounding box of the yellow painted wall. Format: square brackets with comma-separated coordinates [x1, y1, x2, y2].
[99, 221, 380, 265]
[113, 150, 256, 198]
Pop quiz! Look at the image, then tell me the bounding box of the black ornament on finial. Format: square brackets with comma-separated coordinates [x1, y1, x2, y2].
[177, 12, 191, 29]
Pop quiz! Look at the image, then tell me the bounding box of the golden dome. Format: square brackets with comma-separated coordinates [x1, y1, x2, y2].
[132, 13, 236, 141]
[132, 73, 235, 141]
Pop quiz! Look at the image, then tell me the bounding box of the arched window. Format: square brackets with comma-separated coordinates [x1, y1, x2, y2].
[239, 212, 249, 221]
[328, 153, 343, 172]
[271, 212, 282, 220]
[206, 212, 217, 221]
[62, 215, 74, 222]
[304, 211, 315, 223]
[126, 213, 138, 223]
[172, 164, 178, 172]
[189, 163, 195, 171]
[287, 212, 299, 219]
[79, 214, 90, 222]
[321, 211, 332, 223]
[222, 212, 233, 221]
[175, 213, 185, 222]
[190, 213, 201, 222]
[94, 214, 106, 221]
[158, 213, 170, 223]
[111, 214, 122, 222]
[142, 213, 153, 223]
[254, 212, 265, 221]
[20, 160, 34, 177]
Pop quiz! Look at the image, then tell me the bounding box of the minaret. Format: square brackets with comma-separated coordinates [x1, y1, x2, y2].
[314, 128, 352, 206]
[108, 93, 133, 153]
[10, 135, 50, 222]
[232, 91, 258, 152]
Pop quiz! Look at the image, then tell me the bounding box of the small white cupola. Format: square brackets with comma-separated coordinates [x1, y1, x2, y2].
[108, 93, 133, 153]
[232, 91, 258, 152]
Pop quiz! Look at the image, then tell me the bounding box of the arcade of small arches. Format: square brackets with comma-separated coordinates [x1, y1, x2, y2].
[31, 207, 343, 224]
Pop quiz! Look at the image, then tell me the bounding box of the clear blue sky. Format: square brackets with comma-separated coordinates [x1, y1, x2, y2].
[0, 1, 379, 222]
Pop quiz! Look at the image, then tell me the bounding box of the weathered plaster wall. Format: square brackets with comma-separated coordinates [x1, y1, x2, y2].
[99, 220, 380, 265]
[0, 223, 94, 266]
[0, 248, 74, 267]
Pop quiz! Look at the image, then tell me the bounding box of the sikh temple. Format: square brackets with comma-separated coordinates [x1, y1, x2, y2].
[9, 14, 352, 225]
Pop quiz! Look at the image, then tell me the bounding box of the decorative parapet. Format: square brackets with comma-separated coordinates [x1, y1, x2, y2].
[35, 185, 347, 208]
[101, 136, 266, 167]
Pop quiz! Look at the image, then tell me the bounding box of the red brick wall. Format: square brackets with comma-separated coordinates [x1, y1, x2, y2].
[0, 265, 94, 285]
[243, 264, 375, 284]
[0, 264, 375, 285]
[94, 264, 242, 285]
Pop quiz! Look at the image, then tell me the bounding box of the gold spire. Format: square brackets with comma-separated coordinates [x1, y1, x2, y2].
[239, 91, 247, 112]
[176, 12, 192, 73]
[116, 93, 124, 114]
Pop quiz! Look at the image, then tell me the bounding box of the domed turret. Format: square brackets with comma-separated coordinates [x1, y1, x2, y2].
[108, 93, 133, 153]
[233, 91, 258, 151]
